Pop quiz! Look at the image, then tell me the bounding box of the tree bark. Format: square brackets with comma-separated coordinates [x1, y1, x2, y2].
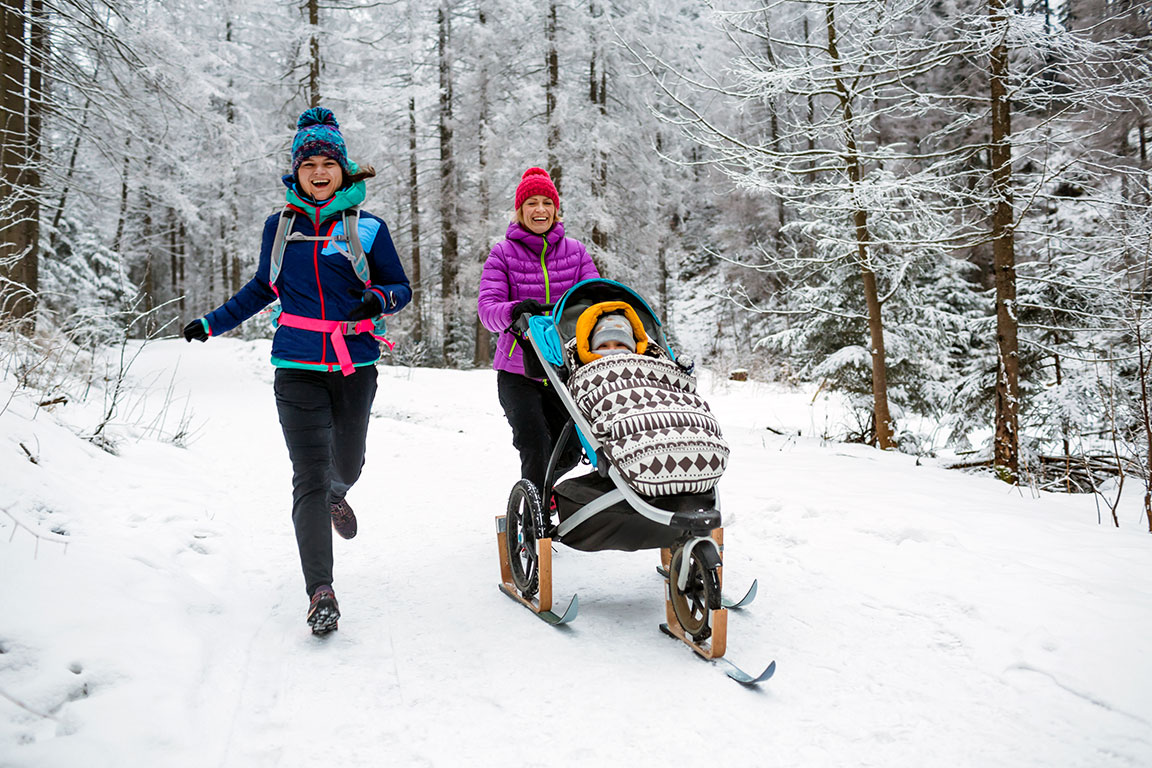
[763, 11, 787, 252]
[438, 0, 459, 365]
[589, 20, 608, 250]
[50, 97, 89, 250]
[170, 209, 179, 311]
[473, 1, 492, 368]
[408, 95, 423, 346]
[545, 0, 561, 193]
[23, 0, 42, 315]
[113, 138, 131, 258]
[0, 0, 35, 324]
[989, 0, 1020, 483]
[141, 193, 155, 333]
[307, 0, 320, 107]
[825, 3, 894, 449]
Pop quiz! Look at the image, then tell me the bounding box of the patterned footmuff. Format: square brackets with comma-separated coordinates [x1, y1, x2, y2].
[568, 354, 729, 496]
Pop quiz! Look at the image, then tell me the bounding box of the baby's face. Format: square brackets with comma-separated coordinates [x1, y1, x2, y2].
[595, 340, 631, 352]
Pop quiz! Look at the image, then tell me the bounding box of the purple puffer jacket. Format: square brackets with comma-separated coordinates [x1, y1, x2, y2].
[478, 221, 600, 376]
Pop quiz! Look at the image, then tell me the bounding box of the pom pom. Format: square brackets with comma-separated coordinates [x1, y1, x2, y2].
[522, 167, 549, 181]
[297, 107, 339, 130]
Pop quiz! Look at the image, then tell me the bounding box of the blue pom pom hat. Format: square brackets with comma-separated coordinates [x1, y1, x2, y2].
[291, 107, 351, 174]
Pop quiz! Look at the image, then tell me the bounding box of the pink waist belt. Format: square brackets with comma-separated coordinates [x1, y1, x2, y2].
[276, 312, 393, 376]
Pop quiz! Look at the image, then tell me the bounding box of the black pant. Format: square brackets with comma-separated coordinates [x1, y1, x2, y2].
[497, 370, 582, 495]
[274, 366, 377, 597]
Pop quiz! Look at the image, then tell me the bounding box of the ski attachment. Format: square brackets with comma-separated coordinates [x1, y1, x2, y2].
[498, 584, 579, 625]
[658, 622, 776, 686]
[660, 537, 776, 686]
[722, 579, 758, 610]
[719, 658, 776, 685]
[496, 514, 578, 625]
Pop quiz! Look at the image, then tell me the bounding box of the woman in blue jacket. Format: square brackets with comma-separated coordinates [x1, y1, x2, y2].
[183, 107, 411, 635]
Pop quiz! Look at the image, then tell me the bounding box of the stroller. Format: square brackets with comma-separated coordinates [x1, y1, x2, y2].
[495, 279, 767, 678]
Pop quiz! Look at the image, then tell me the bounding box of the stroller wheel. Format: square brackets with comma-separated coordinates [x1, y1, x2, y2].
[506, 479, 543, 598]
[668, 544, 721, 642]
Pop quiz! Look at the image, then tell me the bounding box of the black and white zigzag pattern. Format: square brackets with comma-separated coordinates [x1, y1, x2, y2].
[568, 356, 729, 495]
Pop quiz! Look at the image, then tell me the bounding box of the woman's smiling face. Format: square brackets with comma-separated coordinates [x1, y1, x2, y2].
[297, 156, 343, 201]
[519, 195, 557, 234]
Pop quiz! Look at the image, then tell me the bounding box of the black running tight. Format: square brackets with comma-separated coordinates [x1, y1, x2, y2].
[274, 366, 377, 596]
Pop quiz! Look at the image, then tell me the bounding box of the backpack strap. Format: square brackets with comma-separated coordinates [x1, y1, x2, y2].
[269, 204, 374, 303]
[268, 205, 295, 292]
[341, 207, 371, 286]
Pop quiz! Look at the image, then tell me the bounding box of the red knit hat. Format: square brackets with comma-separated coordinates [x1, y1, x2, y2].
[515, 167, 560, 210]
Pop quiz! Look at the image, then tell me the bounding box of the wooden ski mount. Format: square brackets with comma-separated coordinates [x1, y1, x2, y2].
[659, 532, 728, 660]
[495, 514, 577, 625]
[660, 532, 776, 684]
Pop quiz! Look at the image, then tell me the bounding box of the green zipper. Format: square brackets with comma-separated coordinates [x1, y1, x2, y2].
[540, 238, 551, 303]
[507, 237, 553, 360]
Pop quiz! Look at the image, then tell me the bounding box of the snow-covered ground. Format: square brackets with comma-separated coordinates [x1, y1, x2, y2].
[1, 338, 1150, 767]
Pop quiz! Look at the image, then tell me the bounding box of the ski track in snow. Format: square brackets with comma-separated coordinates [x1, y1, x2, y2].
[0, 338, 1150, 767]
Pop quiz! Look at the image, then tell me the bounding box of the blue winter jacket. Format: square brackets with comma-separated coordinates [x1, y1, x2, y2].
[203, 206, 411, 372]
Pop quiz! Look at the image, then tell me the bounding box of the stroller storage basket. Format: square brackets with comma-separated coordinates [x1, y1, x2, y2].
[554, 472, 719, 551]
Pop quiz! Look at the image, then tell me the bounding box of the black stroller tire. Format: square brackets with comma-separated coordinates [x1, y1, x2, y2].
[506, 479, 543, 598]
[668, 544, 721, 642]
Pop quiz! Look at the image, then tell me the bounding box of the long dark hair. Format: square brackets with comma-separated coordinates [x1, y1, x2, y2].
[346, 163, 376, 184]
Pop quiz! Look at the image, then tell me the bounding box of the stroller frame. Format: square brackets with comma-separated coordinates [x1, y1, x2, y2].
[495, 279, 732, 660]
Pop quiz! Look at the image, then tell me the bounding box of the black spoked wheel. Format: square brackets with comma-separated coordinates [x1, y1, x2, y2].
[506, 479, 543, 598]
[668, 544, 721, 642]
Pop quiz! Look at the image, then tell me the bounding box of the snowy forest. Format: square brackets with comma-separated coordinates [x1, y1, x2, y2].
[1, 0, 1150, 511]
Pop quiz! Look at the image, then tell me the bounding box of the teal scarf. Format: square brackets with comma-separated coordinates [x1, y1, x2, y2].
[286, 173, 366, 223]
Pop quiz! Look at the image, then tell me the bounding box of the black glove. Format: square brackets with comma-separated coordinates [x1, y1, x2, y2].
[183, 319, 209, 343]
[509, 299, 551, 324]
[346, 289, 384, 322]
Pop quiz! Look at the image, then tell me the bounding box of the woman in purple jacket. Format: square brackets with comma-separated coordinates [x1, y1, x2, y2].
[477, 167, 600, 494]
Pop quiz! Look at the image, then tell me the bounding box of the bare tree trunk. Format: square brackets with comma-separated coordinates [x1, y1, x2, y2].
[1137, 321, 1152, 532]
[545, 0, 562, 192]
[224, 15, 239, 296]
[23, 0, 42, 316]
[762, 11, 788, 252]
[179, 222, 188, 304]
[408, 95, 423, 346]
[826, 4, 894, 449]
[438, 0, 459, 365]
[1135, 239, 1152, 532]
[113, 138, 131, 257]
[170, 209, 179, 311]
[473, 2, 492, 368]
[140, 193, 155, 335]
[989, 0, 1020, 483]
[0, 0, 35, 324]
[804, 17, 815, 158]
[220, 217, 229, 296]
[658, 245, 669, 319]
[307, 0, 320, 107]
[589, 17, 608, 250]
[49, 97, 89, 250]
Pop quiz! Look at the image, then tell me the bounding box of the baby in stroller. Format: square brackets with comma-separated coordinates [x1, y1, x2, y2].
[565, 300, 729, 501]
[501, 285, 727, 560]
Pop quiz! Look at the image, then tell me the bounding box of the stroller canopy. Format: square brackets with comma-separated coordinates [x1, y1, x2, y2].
[551, 279, 673, 362]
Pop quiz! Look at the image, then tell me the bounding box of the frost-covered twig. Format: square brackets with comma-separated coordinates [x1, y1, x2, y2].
[2, 508, 71, 557]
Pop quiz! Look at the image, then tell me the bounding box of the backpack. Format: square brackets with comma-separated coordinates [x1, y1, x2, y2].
[265, 205, 393, 375]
